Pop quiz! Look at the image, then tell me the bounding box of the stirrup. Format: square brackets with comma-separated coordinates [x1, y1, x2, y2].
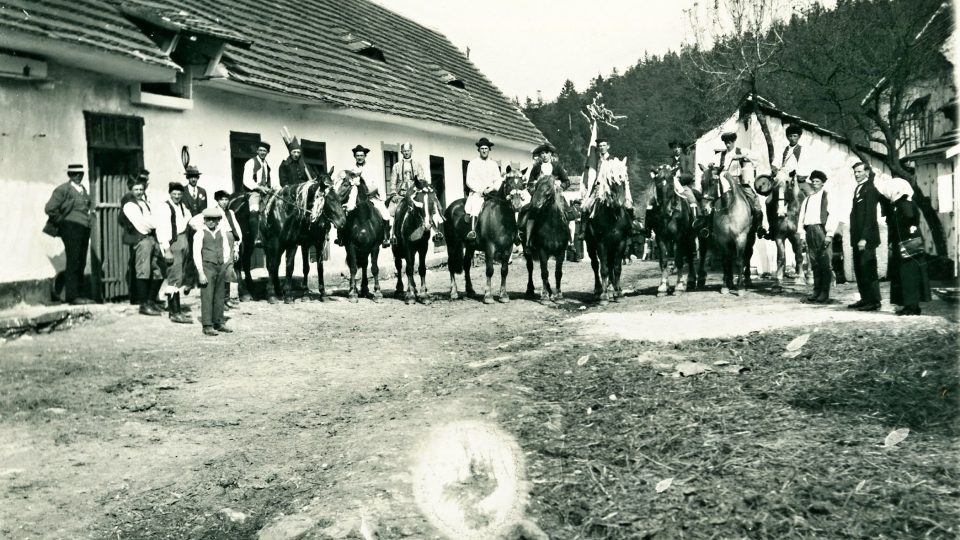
[466, 230, 477, 240]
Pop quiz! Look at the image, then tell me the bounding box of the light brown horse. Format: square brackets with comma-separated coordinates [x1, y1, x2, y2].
[766, 170, 808, 290]
[699, 165, 758, 295]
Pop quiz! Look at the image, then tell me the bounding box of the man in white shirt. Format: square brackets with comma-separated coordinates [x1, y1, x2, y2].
[154, 182, 193, 324]
[335, 144, 392, 247]
[797, 170, 840, 303]
[465, 137, 503, 239]
[714, 131, 766, 238]
[779, 124, 813, 196]
[121, 176, 163, 316]
[242, 142, 275, 247]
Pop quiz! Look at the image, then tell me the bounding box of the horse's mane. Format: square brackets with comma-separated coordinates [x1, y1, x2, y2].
[595, 157, 629, 207]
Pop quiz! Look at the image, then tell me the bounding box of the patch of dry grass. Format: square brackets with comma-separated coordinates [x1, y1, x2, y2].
[505, 323, 959, 539]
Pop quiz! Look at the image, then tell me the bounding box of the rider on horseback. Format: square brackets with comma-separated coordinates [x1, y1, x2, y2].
[334, 144, 392, 247]
[518, 143, 572, 250]
[465, 137, 502, 240]
[242, 142, 275, 247]
[388, 142, 444, 244]
[766, 124, 813, 236]
[710, 131, 766, 239]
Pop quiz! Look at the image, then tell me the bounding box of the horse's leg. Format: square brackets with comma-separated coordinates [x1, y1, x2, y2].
[554, 255, 564, 301]
[265, 246, 280, 304]
[418, 243, 431, 305]
[732, 241, 746, 295]
[497, 251, 510, 303]
[370, 248, 382, 302]
[404, 247, 416, 305]
[347, 248, 359, 303]
[696, 236, 708, 289]
[483, 245, 495, 304]
[360, 253, 370, 298]
[743, 231, 756, 289]
[598, 244, 611, 304]
[657, 240, 669, 297]
[240, 245, 255, 301]
[394, 248, 404, 298]
[525, 252, 536, 298]
[773, 237, 785, 291]
[791, 234, 808, 285]
[674, 240, 687, 296]
[539, 251, 553, 301]
[611, 250, 623, 299]
[315, 241, 326, 301]
[587, 238, 602, 297]
[301, 244, 310, 292]
[283, 245, 297, 303]
[464, 246, 476, 297]
[720, 241, 732, 295]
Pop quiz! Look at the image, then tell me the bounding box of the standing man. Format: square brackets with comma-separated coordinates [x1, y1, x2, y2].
[335, 145, 392, 247]
[464, 137, 503, 240]
[120, 175, 163, 316]
[214, 190, 243, 308]
[848, 162, 882, 311]
[44, 163, 96, 305]
[193, 208, 233, 336]
[715, 132, 766, 238]
[797, 170, 839, 304]
[154, 182, 193, 324]
[181, 165, 207, 216]
[875, 174, 930, 315]
[242, 141, 275, 247]
[279, 139, 312, 187]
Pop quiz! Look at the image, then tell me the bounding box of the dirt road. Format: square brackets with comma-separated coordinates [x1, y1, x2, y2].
[1, 259, 955, 539]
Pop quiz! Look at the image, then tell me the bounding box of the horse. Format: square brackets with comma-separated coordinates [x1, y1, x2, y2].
[650, 165, 705, 296]
[391, 179, 441, 305]
[766, 170, 808, 290]
[699, 165, 759, 295]
[442, 170, 526, 303]
[523, 174, 571, 302]
[229, 172, 346, 304]
[337, 173, 387, 303]
[584, 159, 633, 305]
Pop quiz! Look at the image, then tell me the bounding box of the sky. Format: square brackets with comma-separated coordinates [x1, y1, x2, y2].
[372, 0, 696, 103]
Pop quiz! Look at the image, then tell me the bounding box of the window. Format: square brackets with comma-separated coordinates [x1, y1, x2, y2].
[301, 139, 327, 179]
[229, 131, 261, 194]
[383, 150, 399, 191]
[431, 156, 446, 251]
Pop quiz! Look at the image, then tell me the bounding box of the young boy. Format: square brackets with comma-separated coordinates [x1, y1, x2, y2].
[193, 207, 233, 336]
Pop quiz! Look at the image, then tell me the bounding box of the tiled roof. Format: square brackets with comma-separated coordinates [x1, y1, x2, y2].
[0, 0, 179, 71]
[902, 129, 960, 161]
[1, 0, 545, 146]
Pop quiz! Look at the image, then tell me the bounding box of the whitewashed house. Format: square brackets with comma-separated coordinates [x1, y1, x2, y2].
[0, 0, 545, 306]
[693, 95, 894, 279]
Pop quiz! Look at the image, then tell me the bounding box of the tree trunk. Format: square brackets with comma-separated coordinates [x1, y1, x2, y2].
[750, 90, 776, 168]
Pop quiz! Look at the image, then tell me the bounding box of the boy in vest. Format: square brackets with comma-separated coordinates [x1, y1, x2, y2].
[797, 170, 838, 303]
[214, 190, 243, 308]
[193, 208, 233, 336]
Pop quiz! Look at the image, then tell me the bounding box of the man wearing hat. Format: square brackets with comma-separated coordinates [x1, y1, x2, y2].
[193, 207, 233, 336]
[387, 142, 444, 244]
[44, 163, 97, 304]
[214, 190, 243, 308]
[779, 124, 813, 196]
[668, 140, 696, 178]
[154, 182, 193, 323]
[797, 170, 839, 303]
[242, 141, 275, 247]
[465, 137, 503, 240]
[120, 175, 164, 315]
[335, 145, 392, 247]
[181, 165, 208, 216]
[713, 131, 766, 238]
[518, 143, 572, 249]
[279, 138, 313, 187]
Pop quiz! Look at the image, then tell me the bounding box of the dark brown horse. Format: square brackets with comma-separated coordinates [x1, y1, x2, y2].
[523, 174, 571, 302]
[650, 165, 705, 296]
[443, 170, 526, 303]
[337, 173, 387, 303]
[584, 165, 632, 305]
[700, 165, 758, 295]
[229, 173, 346, 304]
[766, 170, 808, 290]
[391, 180, 441, 305]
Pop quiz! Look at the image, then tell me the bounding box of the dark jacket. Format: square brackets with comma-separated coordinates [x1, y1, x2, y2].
[850, 180, 881, 248]
[45, 181, 93, 228]
[671, 152, 696, 177]
[279, 157, 312, 187]
[182, 185, 208, 216]
[528, 162, 570, 190]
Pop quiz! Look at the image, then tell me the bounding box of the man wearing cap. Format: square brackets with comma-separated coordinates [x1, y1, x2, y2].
[279, 139, 312, 187]
[120, 175, 164, 315]
[669, 140, 696, 178]
[193, 207, 233, 336]
[214, 190, 243, 308]
[714, 131, 766, 238]
[797, 170, 840, 304]
[465, 137, 503, 240]
[335, 145, 392, 247]
[388, 142, 444, 243]
[44, 163, 97, 305]
[154, 182, 193, 323]
[242, 141, 275, 247]
[181, 165, 208, 216]
[848, 162, 882, 311]
[778, 124, 813, 196]
[518, 143, 571, 249]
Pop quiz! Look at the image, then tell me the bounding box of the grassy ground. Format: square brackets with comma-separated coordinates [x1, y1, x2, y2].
[502, 322, 959, 539]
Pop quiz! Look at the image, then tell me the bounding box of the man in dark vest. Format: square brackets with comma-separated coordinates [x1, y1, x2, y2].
[848, 162, 882, 311]
[120, 174, 163, 315]
[214, 190, 243, 308]
[242, 142, 275, 247]
[44, 163, 97, 304]
[669, 139, 696, 178]
[155, 182, 193, 323]
[797, 170, 838, 303]
[279, 138, 312, 187]
[181, 165, 208, 216]
[192, 207, 233, 336]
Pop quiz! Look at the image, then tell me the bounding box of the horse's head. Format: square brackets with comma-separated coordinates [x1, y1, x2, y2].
[651, 164, 676, 199]
[595, 157, 629, 207]
[313, 182, 347, 228]
[529, 174, 561, 210]
[698, 163, 720, 200]
[501, 169, 527, 211]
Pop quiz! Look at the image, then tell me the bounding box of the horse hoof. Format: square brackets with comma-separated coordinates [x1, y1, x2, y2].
[554, 292, 564, 301]
[526, 287, 536, 298]
[720, 287, 729, 295]
[348, 294, 358, 303]
[696, 279, 706, 289]
[483, 295, 495, 305]
[498, 294, 510, 303]
[449, 292, 460, 301]
[599, 299, 609, 306]
[240, 294, 253, 302]
[466, 289, 476, 297]
[267, 296, 279, 304]
[284, 297, 294, 304]
[422, 296, 433, 305]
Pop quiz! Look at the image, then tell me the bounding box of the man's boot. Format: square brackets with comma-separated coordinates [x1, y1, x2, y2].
[250, 211, 263, 247]
[168, 293, 192, 324]
[148, 279, 163, 312]
[466, 217, 478, 240]
[334, 226, 346, 246]
[138, 280, 160, 316]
